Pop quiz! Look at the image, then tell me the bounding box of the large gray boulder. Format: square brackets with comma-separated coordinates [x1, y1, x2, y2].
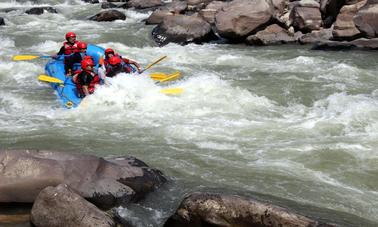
[332, 0, 367, 40]
[354, 0, 378, 38]
[164, 192, 336, 227]
[298, 27, 332, 44]
[89, 9, 126, 21]
[145, 10, 174, 25]
[152, 15, 215, 45]
[199, 1, 229, 24]
[290, 2, 322, 33]
[215, 0, 273, 41]
[31, 184, 115, 227]
[0, 150, 166, 209]
[125, 0, 163, 9]
[246, 24, 299, 45]
[0, 17, 4, 26]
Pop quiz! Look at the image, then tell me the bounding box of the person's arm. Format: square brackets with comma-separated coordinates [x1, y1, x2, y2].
[123, 58, 142, 73]
[82, 86, 90, 96]
[56, 46, 65, 56]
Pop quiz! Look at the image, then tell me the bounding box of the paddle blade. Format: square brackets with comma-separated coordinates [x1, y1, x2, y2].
[12, 55, 41, 61]
[150, 72, 169, 80]
[160, 87, 183, 95]
[38, 74, 63, 84]
[159, 71, 181, 83]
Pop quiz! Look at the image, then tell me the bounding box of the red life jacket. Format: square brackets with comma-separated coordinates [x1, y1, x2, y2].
[63, 41, 79, 55]
[104, 55, 132, 75]
[74, 70, 100, 96]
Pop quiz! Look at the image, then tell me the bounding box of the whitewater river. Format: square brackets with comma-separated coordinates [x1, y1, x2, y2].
[1, 0, 378, 226]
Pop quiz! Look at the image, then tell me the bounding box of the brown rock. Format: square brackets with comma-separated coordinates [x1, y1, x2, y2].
[299, 28, 332, 44]
[354, 0, 378, 37]
[126, 0, 163, 9]
[199, 1, 228, 24]
[89, 9, 126, 21]
[146, 10, 174, 25]
[246, 24, 298, 45]
[290, 5, 322, 32]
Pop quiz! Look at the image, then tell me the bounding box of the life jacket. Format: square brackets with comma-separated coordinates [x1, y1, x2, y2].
[72, 52, 88, 72]
[63, 41, 79, 55]
[74, 70, 100, 97]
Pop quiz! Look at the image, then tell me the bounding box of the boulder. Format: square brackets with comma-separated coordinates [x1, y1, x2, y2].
[25, 7, 58, 15]
[290, 4, 322, 33]
[161, 1, 188, 14]
[164, 192, 336, 227]
[101, 2, 118, 9]
[0, 150, 166, 209]
[31, 184, 114, 227]
[199, 1, 228, 24]
[332, 0, 367, 40]
[298, 27, 332, 44]
[89, 10, 126, 21]
[0, 17, 4, 26]
[320, 0, 347, 27]
[246, 24, 298, 45]
[146, 10, 174, 25]
[354, 0, 378, 38]
[215, 0, 273, 41]
[125, 0, 163, 9]
[82, 0, 100, 3]
[152, 15, 215, 45]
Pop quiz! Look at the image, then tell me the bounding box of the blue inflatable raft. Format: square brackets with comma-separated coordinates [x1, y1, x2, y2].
[44, 44, 105, 108]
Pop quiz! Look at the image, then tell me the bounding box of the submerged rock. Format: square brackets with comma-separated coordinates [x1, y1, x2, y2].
[0, 17, 4, 26]
[0, 150, 166, 209]
[25, 7, 58, 15]
[89, 9, 126, 22]
[31, 184, 114, 227]
[164, 192, 336, 227]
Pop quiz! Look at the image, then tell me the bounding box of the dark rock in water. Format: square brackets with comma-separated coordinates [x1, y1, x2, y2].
[215, 0, 273, 41]
[350, 37, 378, 49]
[89, 10, 126, 21]
[354, 0, 378, 38]
[31, 184, 115, 227]
[311, 40, 357, 50]
[246, 24, 298, 45]
[25, 7, 58, 15]
[0, 17, 4, 26]
[101, 2, 118, 9]
[164, 192, 337, 227]
[152, 15, 216, 46]
[320, 0, 347, 28]
[123, 0, 163, 10]
[0, 150, 166, 209]
[82, 0, 100, 3]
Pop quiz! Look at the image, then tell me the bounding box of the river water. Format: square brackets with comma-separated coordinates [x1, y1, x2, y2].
[1, 0, 378, 226]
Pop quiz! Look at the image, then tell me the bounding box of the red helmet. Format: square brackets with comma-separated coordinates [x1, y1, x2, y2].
[109, 56, 122, 65]
[77, 42, 87, 49]
[83, 56, 93, 61]
[81, 58, 95, 69]
[105, 48, 114, 56]
[65, 32, 76, 40]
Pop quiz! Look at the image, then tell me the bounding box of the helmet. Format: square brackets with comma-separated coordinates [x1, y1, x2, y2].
[81, 58, 95, 69]
[77, 42, 87, 49]
[65, 32, 76, 40]
[82, 56, 93, 61]
[105, 48, 114, 56]
[109, 56, 122, 65]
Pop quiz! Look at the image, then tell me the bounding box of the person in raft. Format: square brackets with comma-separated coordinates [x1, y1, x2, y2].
[64, 41, 90, 76]
[73, 58, 100, 98]
[98, 48, 142, 79]
[54, 32, 80, 74]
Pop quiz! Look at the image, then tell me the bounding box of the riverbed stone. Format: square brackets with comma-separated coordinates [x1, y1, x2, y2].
[164, 192, 336, 227]
[0, 150, 166, 208]
[0, 17, 4, 26]
[125, 0, 163, 9]
[332, 0, 367, 40]
[246, 24, 298, 45]
[354, 0, 378, 38]
[25, 7, 58, 15]
[199, 1, 228, 24]
[31, 184, 115, 227]
[290, 4, 322, 33]
[298, 27, 332, 44]
[101, 2, 118, 9]
[89, 9, 126, 21]
[152, 14, 215, 45]
[215, 0, 273, 41]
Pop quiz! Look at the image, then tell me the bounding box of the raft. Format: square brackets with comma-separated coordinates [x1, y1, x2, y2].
[44, 44, 104, 109]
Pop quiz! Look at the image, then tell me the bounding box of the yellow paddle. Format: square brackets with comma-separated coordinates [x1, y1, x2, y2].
[140, 56, 167, 73]
[38, 75, 64, 83]
[155, 71, 181, 84]
[160, 87, 184, 95]
[12, 55, 53, 61]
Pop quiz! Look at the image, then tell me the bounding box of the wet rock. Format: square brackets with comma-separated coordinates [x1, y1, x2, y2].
[125, 0, 163, 9]
[246, 24, 298, 45]
[215, 0, 273, 41]
[354, 0, 378, 38]
[101, 2, 118, 9]
[290, 3, 322, 33]
[89, 9, 126, 21]
[311, 40, 357, 50]
[199, 1, 228, 25]
[164, 192, 336, 227]
[299, 27, 332, 44]
[0, 150, 166, 208]
[146, 10, 174, 25]
[332, 0, 367, 40]
[350, 37, 378, 48]
[25, 7, 58, 15]
[0, 17, 4, 26]
[31, 184, 114, 227]
[82, 0, 100, 3]
[161, 1, 188, 14]
[320, 0, 347, 27]
[152, 15, 215, 45]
